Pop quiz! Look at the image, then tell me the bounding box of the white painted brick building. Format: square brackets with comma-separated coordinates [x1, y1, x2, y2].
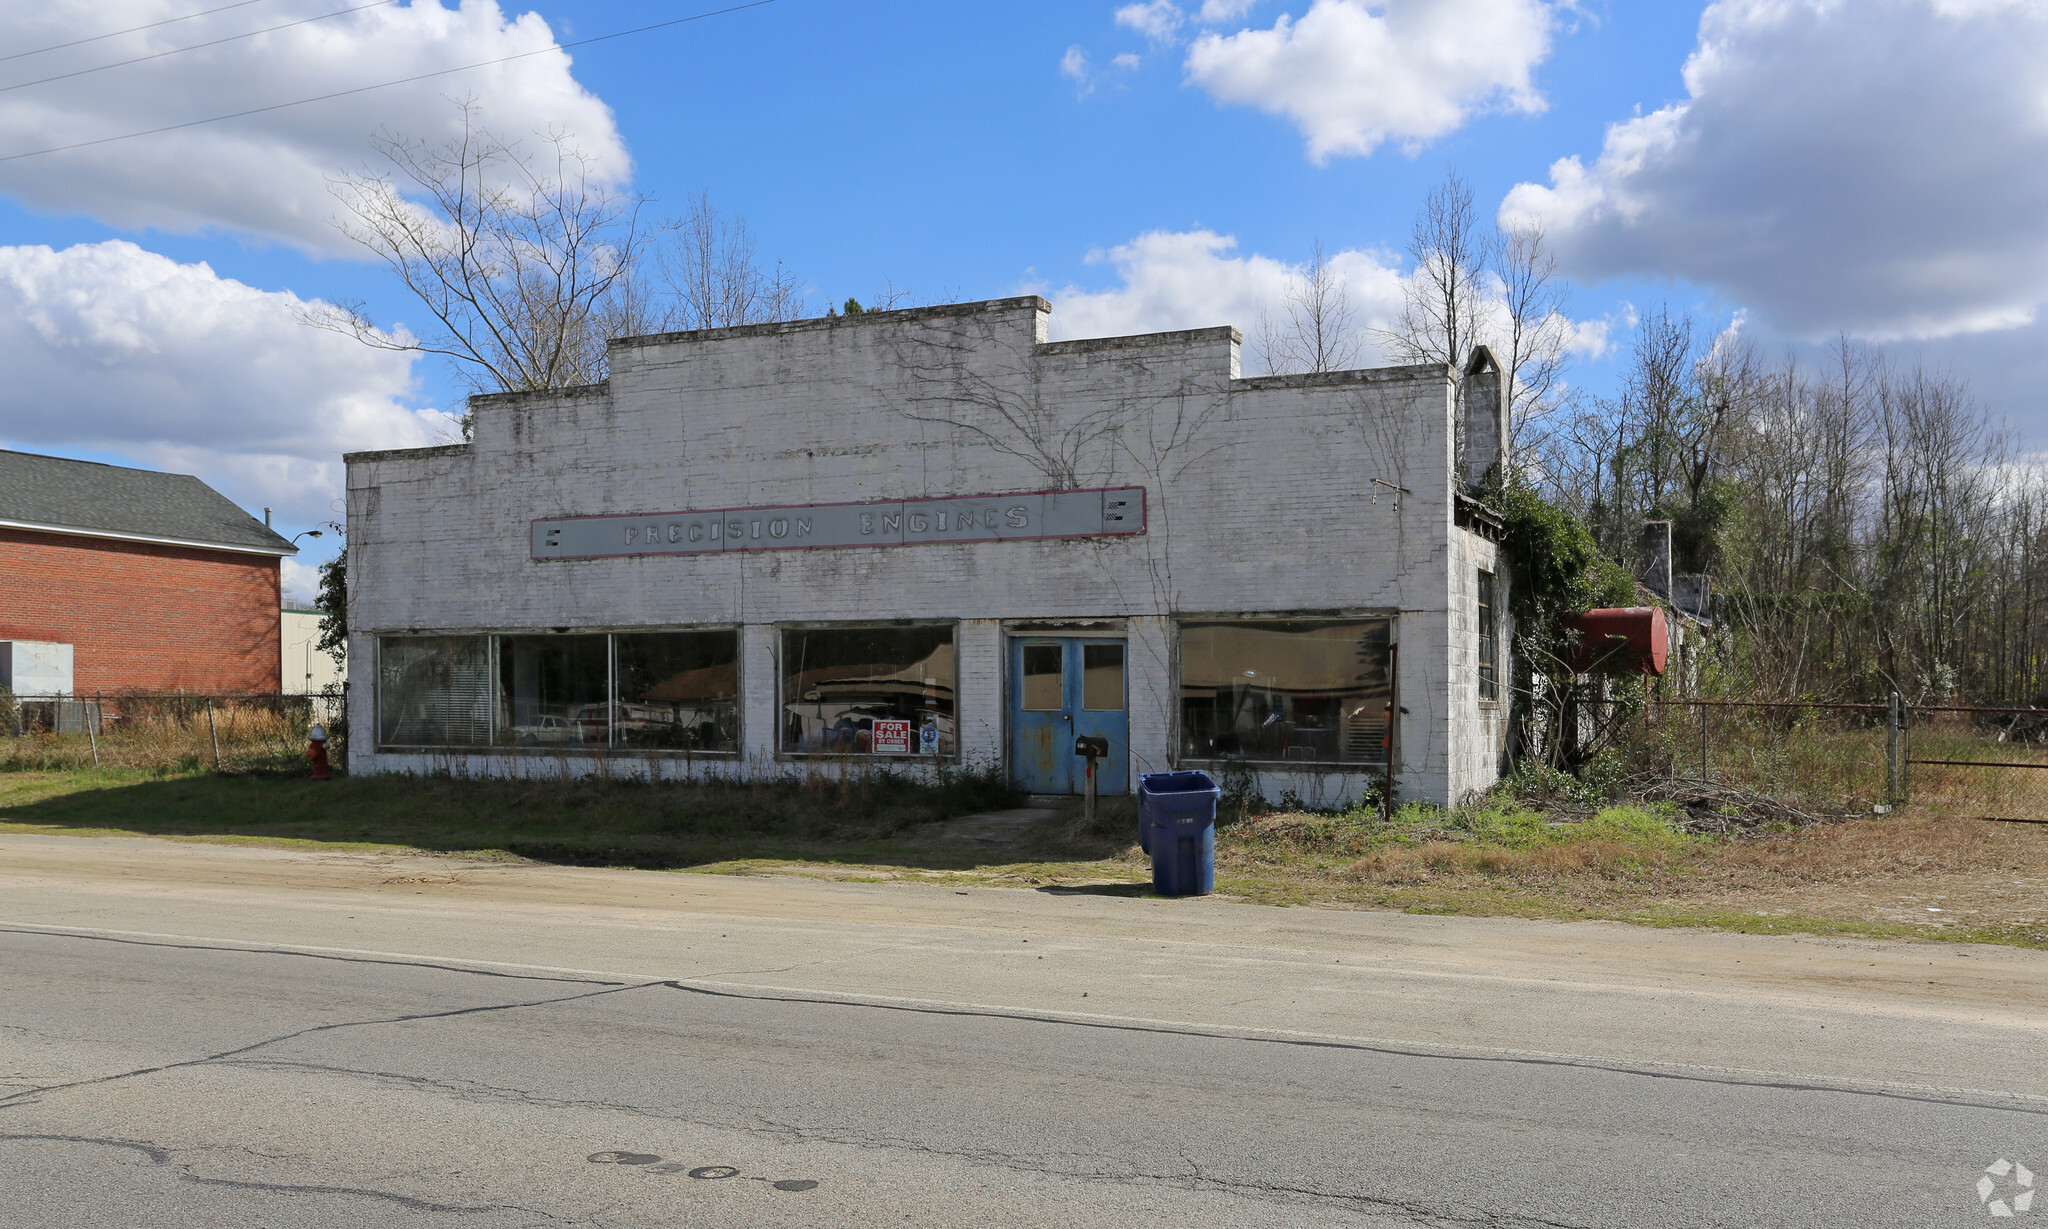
[343, 297, 1510, 805]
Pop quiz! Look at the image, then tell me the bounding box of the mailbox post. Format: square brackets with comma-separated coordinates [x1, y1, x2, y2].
[1073, 735, 1108, 825]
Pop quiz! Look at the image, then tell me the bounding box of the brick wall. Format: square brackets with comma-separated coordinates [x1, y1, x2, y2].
[0, 526, 281, 694]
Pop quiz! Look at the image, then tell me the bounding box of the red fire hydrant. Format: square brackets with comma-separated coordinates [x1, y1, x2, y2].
[307, 722, 331, 781]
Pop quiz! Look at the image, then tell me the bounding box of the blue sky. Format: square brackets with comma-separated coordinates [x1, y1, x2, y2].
[2, 0, 2043, 599]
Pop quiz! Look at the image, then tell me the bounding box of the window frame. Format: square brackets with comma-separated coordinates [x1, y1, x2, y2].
[373, 633, 493, 751]
[1172, 614, 1395, 770]
[373, 626, 742, 755]
[607, 626, 744, 754]
[1476, 570, 1499, 704]
[775, 619, 960, 760]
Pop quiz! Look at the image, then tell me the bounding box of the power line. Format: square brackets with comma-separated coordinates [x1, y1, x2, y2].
[0, 1, 402, 96]
[0, 0, 783, 165]
[1, 0, 280, 65]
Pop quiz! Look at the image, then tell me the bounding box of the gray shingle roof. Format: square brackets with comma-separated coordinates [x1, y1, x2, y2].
[0, 450, 294, 555]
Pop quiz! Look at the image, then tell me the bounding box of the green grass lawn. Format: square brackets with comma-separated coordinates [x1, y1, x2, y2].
[0, 765, 1056, 870]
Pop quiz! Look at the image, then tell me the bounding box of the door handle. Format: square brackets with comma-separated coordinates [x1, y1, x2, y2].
[1062, 713, 1072, 722]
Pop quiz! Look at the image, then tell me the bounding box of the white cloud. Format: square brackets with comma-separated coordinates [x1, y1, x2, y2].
[1116, 1, 1185, 43]
[1501, 0, 2048, 341]
[1197, 0, 1262, 20]
[1062, 44, 1094, 90]
[1036, 227, 1622, 396]
[281, 558, 323, 607]
[1062, 41, 1142, 96]
[1185, 0, 1555, 161]
[1560, 306, 1624, 362]
[0, 0, 626, 255]
[1035, 229, 1406, 367]
[0, 241, 456, 524]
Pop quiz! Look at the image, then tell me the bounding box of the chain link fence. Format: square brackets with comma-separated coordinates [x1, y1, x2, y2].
[0, 689, 345, 773]
[1897, 704, 2048, 823]
[1613, 695, 2047, 822]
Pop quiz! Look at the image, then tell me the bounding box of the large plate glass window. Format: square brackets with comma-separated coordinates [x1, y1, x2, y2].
[494, 634, 609, 746]
[615, 630, 740, 750]
[1179, 619, 1392, 764]
[781, 624, 955, 755]
[378, 636, 489, 748]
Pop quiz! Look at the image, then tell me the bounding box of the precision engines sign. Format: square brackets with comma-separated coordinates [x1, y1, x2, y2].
[531, 486, 1145, 560]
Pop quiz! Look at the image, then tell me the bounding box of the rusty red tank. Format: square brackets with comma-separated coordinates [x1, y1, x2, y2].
[1560, 607, 1668, 676]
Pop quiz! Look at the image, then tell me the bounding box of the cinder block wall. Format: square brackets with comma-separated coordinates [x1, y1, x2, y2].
[0, 527, 281, 694]
[346, 297, 1507, 805]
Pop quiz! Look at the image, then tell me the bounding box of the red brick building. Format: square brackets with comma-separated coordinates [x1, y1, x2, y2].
[0, 450, 297, 695]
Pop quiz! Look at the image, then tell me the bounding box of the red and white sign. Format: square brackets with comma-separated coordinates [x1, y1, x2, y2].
[871, 719, 912, 754]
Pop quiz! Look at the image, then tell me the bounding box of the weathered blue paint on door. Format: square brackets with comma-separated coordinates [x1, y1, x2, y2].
[1009, 638, 1129, 795]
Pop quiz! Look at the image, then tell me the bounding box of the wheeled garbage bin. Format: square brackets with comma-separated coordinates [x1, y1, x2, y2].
[1137, 771, 1221, 897]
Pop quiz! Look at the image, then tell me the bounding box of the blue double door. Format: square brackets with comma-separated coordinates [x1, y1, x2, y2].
[1009, 637, 1129, 795]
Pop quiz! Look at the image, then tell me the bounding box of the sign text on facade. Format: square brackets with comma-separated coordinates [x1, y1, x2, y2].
[531, 487, 1145, 560]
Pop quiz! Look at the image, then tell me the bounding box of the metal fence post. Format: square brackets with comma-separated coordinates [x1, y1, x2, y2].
[1700, 700, 1709, 781]
[1900, 697, 1911, 803]
[1885, 691, 1902, 806]
[207, 699, 221, 771]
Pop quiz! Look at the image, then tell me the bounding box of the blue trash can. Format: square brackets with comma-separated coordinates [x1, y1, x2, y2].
[1137, 770, 1221, 897]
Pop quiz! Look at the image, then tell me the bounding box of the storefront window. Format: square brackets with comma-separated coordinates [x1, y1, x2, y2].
[781, 624, 956, 755]
[615, 630, 740, 750]
[378, 636, 490, 747]
[380, 628, 744, 754]
[494, 634, 609, 747]
[1179, 619, 1392, 764]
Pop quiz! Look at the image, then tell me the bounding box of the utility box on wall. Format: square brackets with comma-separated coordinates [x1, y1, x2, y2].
[0, 641, 75, 695]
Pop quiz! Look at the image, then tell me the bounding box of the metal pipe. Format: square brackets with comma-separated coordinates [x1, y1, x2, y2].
[1382, 642, 1398, 822]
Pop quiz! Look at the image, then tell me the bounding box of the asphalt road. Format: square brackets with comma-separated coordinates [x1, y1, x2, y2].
[1, 835, 2044, 1227]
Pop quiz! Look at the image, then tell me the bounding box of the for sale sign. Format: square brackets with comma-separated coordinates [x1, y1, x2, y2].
[871, 719, 912, 754]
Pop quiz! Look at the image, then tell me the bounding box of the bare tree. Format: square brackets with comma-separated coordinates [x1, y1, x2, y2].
[1257, 240, 1360, 375]
[1381, 171, 1486, 371]
[1526, 295, 2048, 706]
[884, 315, 1143, 489]
[1491, 221, 1571, 457]
[308, 101, 645, 396]
[653, 191, 803, 330]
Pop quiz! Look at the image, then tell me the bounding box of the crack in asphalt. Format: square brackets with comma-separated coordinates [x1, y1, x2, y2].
[0, 1133, 565, 1219]
[660, 981, 2048, 1118]
[0, 925, 629, 987]
[13, 923, 2040, 1116]
[0, 981, 657, 1111]
[218, 1057, 687, 1116]
[178, 1172, 516, 1214]
[191, 1058, 1583, 1226]
[0, 925, 2029, 1226]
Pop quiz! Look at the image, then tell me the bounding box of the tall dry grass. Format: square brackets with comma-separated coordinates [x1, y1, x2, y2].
[0, 699, 318, 775]
[1622, 704, 1891, 811]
